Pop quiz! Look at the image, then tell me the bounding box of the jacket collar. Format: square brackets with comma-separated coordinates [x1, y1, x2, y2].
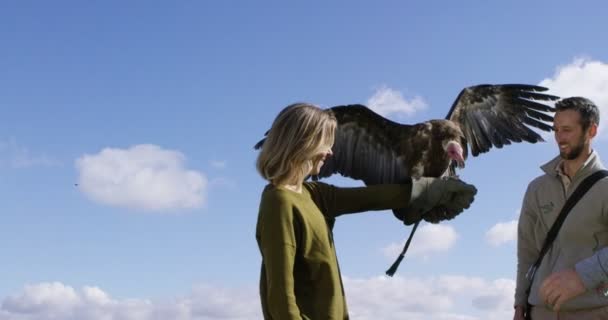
[541, 150, 605, 181]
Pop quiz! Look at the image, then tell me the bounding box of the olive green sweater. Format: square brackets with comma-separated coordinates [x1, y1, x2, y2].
[256, 182, 411, 320]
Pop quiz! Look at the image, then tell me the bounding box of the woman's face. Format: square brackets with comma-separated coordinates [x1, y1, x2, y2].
[309, 144, 333, 176]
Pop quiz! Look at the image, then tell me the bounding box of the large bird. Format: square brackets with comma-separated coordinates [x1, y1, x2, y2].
[318, 84, 558, 184]
[255, 84, 558, 275]
[255, 84, 558, 223]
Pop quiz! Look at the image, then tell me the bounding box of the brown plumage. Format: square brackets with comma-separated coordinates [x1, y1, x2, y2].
[315, 84, 558, 185]
[254, 84, 559, 275]
[254, 84, 558, 223]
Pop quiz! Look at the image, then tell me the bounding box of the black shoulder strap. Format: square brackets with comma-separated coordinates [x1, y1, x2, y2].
[525, 169, 608, 288]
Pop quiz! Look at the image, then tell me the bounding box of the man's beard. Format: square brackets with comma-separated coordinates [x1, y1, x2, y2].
[560, 137, 586, 160]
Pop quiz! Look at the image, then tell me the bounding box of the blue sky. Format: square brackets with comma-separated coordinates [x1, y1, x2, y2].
[1, 1, 608, 319]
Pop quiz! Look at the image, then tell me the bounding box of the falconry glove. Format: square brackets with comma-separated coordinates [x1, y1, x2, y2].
[400, 177, 477, 225]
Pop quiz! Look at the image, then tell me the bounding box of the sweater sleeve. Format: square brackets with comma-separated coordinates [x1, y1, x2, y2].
[514, 183, 540, 307]
[257, 193, 302, 320]
[304, 182, 412, 217]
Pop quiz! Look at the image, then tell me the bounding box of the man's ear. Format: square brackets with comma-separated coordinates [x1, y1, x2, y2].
[588, 123, 598, 139]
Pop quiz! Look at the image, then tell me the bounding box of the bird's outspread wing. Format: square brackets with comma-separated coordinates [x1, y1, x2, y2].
[445, 84, 559, 157]
[316, 104, 413, 185]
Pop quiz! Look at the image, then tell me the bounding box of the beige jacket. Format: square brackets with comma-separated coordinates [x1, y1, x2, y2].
[515, 151, 608, 310]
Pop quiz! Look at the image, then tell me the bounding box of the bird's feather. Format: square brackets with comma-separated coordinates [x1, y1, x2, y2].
[316, 105, 413, 184]
[446, 84, 559, 156]
[255, 84, 558, 184]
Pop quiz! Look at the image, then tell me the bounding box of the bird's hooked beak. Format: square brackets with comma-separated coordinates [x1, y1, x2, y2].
[446, 141, 465, 169]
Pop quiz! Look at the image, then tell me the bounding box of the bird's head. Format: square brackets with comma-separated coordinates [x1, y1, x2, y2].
[444, 140, 465, 169]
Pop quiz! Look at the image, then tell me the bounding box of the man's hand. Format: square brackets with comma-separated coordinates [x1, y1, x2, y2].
[539, 269, 586, 311]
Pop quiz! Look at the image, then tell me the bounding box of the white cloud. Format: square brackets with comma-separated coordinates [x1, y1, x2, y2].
[345, 276, 454, 316]
[367, 86, 428, 117]
[1, 282, 80, 316]
[485, 220, 518, 246]
[382, 224, 458, 259]
[539, 57, 608, 137]
[0, 282, 259, 320]
[1, 278, 515, 320]
[0, 138, 60, 168]
[75, 144, 207, 212]
[346, 275, 515, 320]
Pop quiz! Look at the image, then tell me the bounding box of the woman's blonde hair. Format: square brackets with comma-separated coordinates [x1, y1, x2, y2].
[256, 103, 337, 185]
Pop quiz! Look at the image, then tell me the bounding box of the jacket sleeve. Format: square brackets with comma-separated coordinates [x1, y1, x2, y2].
[514, 182, 540, 307]
[257, 194, 302, 319]
[575, 248, 608, 290]
[575, 189, 608, 290]
[305, 182, 412, 217]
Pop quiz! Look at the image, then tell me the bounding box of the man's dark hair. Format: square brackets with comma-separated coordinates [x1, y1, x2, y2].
[555, 97, 600, 130]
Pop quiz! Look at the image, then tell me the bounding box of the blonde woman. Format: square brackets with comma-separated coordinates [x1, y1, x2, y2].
[255, 103, 477, 319]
